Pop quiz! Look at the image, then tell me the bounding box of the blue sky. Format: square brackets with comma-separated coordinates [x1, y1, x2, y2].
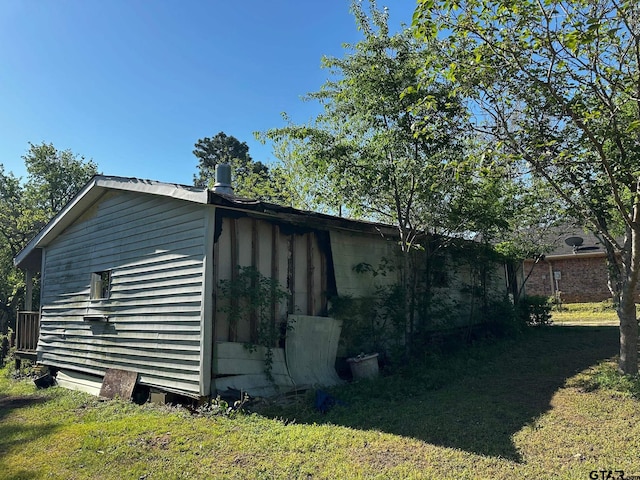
[0, 1, 417, 186]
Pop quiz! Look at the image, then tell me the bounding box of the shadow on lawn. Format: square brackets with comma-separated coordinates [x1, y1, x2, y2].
[0, 394, 49, 422]
[264, 326, 620, 462]
[0, 423, 60, 480]
[0, 394, 59, 479]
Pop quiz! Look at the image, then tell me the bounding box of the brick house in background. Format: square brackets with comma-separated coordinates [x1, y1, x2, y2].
[523, 230, 612, 303]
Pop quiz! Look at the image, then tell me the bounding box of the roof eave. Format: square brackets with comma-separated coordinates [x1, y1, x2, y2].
[525, 251, 607, 262]
[14, 176, 209, 270]
[205, 191, 400, 237]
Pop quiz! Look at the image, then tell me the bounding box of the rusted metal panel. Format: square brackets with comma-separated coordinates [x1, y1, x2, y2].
[99, 368, 138, 400]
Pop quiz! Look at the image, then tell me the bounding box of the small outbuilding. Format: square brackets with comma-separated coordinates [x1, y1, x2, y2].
[14, 175, 512, 400]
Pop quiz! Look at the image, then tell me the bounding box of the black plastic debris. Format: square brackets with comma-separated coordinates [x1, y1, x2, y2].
[34, 373, 55, 389]
[314, 389, 345, 414]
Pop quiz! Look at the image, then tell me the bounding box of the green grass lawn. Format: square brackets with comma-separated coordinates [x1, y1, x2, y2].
[552, 302, 622, 325]
[2, 326, 639, 479]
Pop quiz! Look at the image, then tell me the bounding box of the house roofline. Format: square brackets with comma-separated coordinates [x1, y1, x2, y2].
[13, 175, 401, 270]
[205, 190, 399, 236]
[524, 251, 607, 262]
[14, 176, 209, 270]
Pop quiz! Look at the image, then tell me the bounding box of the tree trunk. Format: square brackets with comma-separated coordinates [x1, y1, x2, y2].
[401, 247, 412, 353]
[617, 288, 638, 375]
[616, 225, 639, 375]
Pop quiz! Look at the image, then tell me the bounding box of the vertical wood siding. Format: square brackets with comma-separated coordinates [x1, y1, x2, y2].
[213, 214, 327, 345]
[39, 191, 208, 396]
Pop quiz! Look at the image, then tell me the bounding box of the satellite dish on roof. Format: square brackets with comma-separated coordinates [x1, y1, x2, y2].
[564, 236, 584, 247]
[565, 236, 584, 253]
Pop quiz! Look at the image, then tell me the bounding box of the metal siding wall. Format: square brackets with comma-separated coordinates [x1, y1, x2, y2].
[39, 191, 207, 396]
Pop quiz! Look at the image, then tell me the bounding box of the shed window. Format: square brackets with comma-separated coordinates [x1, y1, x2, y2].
[90, 271, 111, 300]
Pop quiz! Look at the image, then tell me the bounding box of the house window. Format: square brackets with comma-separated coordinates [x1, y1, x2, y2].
[90, 271, 111, 300]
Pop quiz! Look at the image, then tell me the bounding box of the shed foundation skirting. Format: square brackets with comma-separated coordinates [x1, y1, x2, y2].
[55, 369, 103, 397]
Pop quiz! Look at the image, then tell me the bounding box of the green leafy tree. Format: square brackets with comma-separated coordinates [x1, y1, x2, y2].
[0, 166, 31, 258]
[414, 0, 640, 373]
[262, 1, 521, 351]
[193, 132, 284, 200]
[0, 143, 97, 334]
[450, 143, 569, 300]
[0, 234, 22, 337]
[258, 123, 341, 213]
[265, 1, 470, 252]
[23, 142, 98, 216]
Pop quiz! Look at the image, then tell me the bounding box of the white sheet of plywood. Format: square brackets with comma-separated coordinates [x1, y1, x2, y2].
[285, 315, 343, 388]
[213, 373, 295, 398]
[215, 342, 289, 376]
[56, 369, 103, 396]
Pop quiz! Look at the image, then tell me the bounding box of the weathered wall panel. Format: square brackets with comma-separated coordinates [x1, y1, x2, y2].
[329, 232, 509, 331]
[213, 214, 326, 345]
[437, 251, 509, 328]
[293, 234, 308, 315]
[214, 214, 232, 342]
[330, 230, 400, 297]
[38, 190, 208, 396]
